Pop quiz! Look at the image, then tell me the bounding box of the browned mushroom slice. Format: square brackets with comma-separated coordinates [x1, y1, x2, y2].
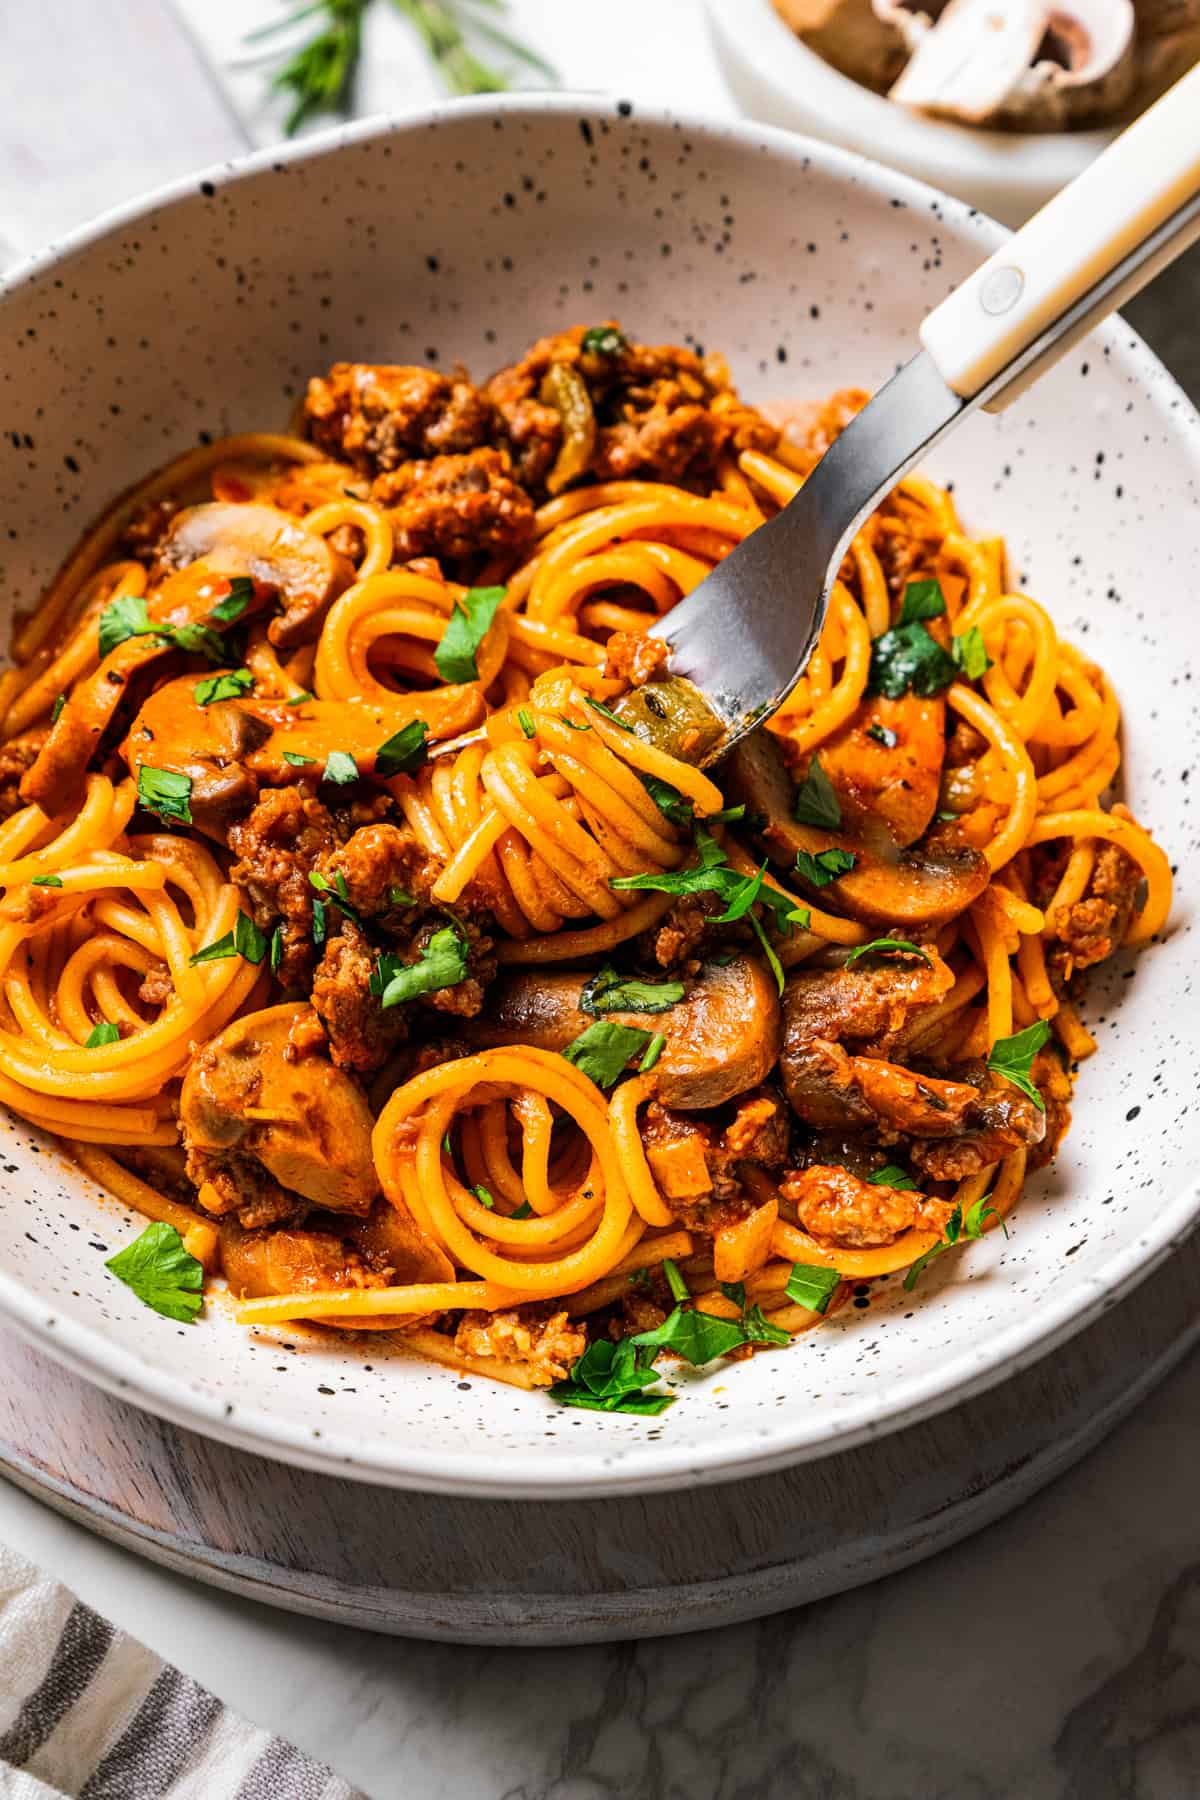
[181, 1003, 380, 1216]
[467, 953, 781, 1109]
[156, 502, 352, 647]
[728, 728, 988, 927]
[119, 673, 269, 841]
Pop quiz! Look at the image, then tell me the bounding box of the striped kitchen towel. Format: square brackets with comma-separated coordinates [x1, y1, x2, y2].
[0, 1546, 363, 1799]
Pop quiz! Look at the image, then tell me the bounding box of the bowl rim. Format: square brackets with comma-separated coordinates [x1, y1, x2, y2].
[0, 90, 1196, 1499]
[705, 0, 1116, 193]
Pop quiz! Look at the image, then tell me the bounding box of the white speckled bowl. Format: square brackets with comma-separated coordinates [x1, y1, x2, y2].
[0, 98, 1195, 1499]
[706, 0, 1116, 227]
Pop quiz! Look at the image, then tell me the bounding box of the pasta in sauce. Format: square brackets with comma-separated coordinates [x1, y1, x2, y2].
[0, 326, 1171, 1410]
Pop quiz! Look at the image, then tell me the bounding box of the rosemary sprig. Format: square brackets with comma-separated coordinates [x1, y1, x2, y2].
[246, 0, 554, 136]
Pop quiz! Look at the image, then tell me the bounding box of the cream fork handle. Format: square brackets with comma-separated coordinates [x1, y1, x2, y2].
[919, 62, 1200, 411]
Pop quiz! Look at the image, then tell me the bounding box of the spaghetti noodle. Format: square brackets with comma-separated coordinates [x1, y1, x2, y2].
[0, 325, 1171, 1411]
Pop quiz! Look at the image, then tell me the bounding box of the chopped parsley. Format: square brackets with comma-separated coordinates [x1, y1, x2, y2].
[321, 750, 359, 786]
[549, 1337, 674, 1416]
[987, 1019, 1051, 1110]
[560, 714, 591, 731]
[867, 621, 958, 700]
[283, 750, 316, 766]
[511, 1200, 534, 1220]
[105, 1221, 203, 1323]
[662, 1258, 690, 1303]
[580, 324, 627, 357]
[516, 709, 536, 741]
[471, 1184, 495, 1211]
[189, 910, 269, 966]
[642, 774, 693, 827]
[792, 755, 841, 829]
[308, 868, 360, 923]
[580, 964, 685, 1016]
[209, 576, 255, 624]
[312, 896, 327, 951]
[194, 667, 253, 707]
[434, 585, 506, 684]
[269, 924, 284, 972]
[639, 1032, 666, 1073]
[953, 625, 992, 679]
[904, 1192, 1003, 1291]
[869, 1165, 920, 1191]
[866, 722, 897, 748]
[85, 1020, 121, 1048]
[375, 719, 429, 777]
[793, 846, 856, 889]
[844, 937, 931, 968]
[898, 578, 946, 624]
[371, 925, 469, 1009]
[30, 874, 63, 888]
[562, 1020, 654, 1089]
[136, 765, 192, 825]
[584, 696, 634, 731]
[631, 1299, 788, 1363]
[98, 593, 225, 666]
[785, 1263, 841, 1314]
[50, 694, 66, 725]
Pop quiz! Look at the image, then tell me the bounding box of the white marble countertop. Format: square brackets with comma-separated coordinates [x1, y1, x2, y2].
[2, 5, 1199, 1795]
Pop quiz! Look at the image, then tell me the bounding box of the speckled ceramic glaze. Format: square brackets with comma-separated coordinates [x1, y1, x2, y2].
[0, 97, 1195, 1499]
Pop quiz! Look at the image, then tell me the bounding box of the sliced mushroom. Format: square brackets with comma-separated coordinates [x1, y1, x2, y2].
[466, 953, 781, 1109]
[887, 0, 1137, 129]
[772, 0, 910, 90]
[728, 728, 989, 927]
[120, 673, 269, 841]
[156, 502, 352, 648]
[181, 1003, 380, 1216]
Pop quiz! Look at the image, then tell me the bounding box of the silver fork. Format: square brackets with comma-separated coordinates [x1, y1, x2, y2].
[648, 64, 1200, 759]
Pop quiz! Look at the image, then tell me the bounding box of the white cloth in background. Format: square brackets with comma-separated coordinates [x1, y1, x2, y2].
[0, 1547, 362, 1800]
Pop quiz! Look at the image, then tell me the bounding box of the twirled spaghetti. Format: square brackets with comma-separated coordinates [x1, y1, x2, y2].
[0, 325, 1171, 1410]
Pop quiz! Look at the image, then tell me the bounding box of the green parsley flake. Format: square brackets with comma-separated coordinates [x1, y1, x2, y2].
[580, 964, 685, 1016]
[269, 924, 284, 972]
[562, 1020, 653, 1089]
[953, 625, 992, 680]
[662, 1258, 690, 1303]
[987, 1019, 1051, 1111]
[549, 1337, 674, 1417]
[471, 1184, 495, 1211]
[580, 325, 627, 357]
[283, 751, 316, 766]
[371, 925, 469, 1010]
[639, 1032, 666, 1073]
[584, 696, 634, 732]
[189, 910, 269, 967]
[209, 576, 255, 624]
[195, 667, 253, 707]
[30, 875, 63, 888]
[869, 1165, 920, 1191]
[105, 1221, 203, 1323]
[844, 937, 931, 968]
[137, 765, 192, 825]
[904, 1192, 1003, 1291]
[50, 694, 67, 725]
[516, 709, 536, 741]
[375, 719, 429, 777]
[866, 722, 897, 748]
[793, 754, 842, 829]
[793, 846, 856, 889]
[867, 621, 958, 700]
[785, 1263, 841, 1314]
[322, 751, 359, 786]
[434, 586, 506, 684]
[642, 774, 693, 827]
[898, 579, 947, 624]
[85, 1020, 121, 1048]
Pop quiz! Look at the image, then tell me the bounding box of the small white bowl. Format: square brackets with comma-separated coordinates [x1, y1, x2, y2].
[0, 96, 1196, 1498]
[707, 0, 1116, 225]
